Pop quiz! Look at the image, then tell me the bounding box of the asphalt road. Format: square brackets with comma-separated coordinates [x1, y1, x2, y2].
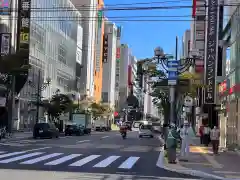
[0, 131, 201, 179]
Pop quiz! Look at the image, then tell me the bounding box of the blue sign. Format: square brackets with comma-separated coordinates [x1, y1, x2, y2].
[0, 0, 9, 15]
[167, 59, 179, 85]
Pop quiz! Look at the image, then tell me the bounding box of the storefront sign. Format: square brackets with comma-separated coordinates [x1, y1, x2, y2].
[218, 80, 228, 94]
[204, 0, 218, 104]
[116, 47, 120, 59]
[17, 0, 31, 51]
[102, 34, 108, 63]
[0, 33, 11, 56]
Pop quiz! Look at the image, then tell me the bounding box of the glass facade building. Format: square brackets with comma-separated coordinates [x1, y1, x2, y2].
[16, 0, 82, 130]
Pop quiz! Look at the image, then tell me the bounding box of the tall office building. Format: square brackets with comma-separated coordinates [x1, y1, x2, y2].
[93, 0, 104, 102]
[130, 56, 138, 96]
[118, 44, 131, 110]
[0, 0, 83, 130]
[102, 21, 117, 107]
[71, 0, 98, 98]
[115, 26, 122, 111]
[182, 30, 191, 58]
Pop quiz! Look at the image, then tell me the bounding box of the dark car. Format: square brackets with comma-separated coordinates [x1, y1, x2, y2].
[65, 124, 84, 136]
[33, 122, 59, 139]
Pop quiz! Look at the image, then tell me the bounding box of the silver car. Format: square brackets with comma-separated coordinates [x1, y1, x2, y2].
[139, 124, 154, 138]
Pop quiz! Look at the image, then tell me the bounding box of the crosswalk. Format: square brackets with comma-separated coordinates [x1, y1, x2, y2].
[0, 150, 140, 170]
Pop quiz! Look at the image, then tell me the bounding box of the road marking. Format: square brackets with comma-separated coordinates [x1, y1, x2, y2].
[101, 136, 109, 139]
[0, 151, 5, 154]
[45, 154, 81, 165]
[213, 171, 240, 174]
[0, 151, 29, 159]
[69, 155, 100, 167]
[196, 147, 223, 168]
[77, 140, 90, 143]
[156, 148, 164, 168]
[20, 153, 62, 164]
[94, 155, 120, 167]
[118, 156, 140, 169]
[0, 148, 49, 159]
[224, 175, 240, 179]
[0, 152, 44, 163]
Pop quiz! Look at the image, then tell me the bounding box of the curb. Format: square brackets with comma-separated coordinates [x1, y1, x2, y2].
[157, 151, 235, 180]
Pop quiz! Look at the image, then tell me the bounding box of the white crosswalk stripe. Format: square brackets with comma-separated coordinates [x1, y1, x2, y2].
[0, 151, 6, 154]
[0, 152, 44, 163]
[69, 155, 100, 167]
[118, 156, 140, 169]
[93, 155, 120, 167]
[44, 154, 81, 165]
[0, 151, 140, 170]
[20, 153, 63, 164]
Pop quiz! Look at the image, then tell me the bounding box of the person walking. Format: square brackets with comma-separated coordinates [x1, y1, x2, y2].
[210, 126, 220, 154]
[166, 123, 179, 164]
[180, 121, 191, 160]
[199, 125, 204, 144]
[203, 124, 211, 146]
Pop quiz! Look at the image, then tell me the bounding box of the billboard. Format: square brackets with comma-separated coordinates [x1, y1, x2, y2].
[204, 0, 218, 104]
[0, 0, 10, 15]
[102, 34, 108, 63]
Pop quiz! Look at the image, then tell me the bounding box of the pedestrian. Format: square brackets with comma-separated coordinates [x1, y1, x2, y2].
[199, 125, 204, 144]
[166, 123, 178, 164]
[203, 124, 211, 146]
[210, 126, 220, 154]
[180, 121, 191, 160]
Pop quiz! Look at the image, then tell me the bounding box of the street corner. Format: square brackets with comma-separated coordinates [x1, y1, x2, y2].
[156, 148, 227, 180]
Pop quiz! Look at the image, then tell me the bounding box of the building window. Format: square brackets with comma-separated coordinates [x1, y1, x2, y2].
[58, 44, 66, 64]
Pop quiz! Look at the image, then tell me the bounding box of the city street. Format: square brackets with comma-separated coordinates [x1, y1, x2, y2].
[0, 131, 201, 179]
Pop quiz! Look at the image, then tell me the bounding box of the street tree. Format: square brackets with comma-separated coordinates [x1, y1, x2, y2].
[43, 94, 73, 122]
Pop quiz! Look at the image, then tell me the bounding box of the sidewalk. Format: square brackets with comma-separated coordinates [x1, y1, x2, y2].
[0, 131, 33, 142]
[163, 137, 240, 179]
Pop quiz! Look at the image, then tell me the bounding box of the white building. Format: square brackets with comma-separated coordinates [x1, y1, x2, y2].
[102, 21, 117, 107]
[71, 0, 98, 97]
[0, 0, 83, 130]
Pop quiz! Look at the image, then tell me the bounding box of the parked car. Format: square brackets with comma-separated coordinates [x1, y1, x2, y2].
[33, 122, 59, 139]
[65, 124, 84, 136]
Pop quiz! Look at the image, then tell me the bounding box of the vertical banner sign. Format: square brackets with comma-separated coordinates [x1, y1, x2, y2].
[102, 34, 108, 63]
[0, 33, 11, 56]
[204, 0, 218, 104]
[95, 10, 103, 72]
[17, 0, 31, 51]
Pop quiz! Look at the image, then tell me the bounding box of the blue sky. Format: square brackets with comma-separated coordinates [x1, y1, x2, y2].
[104, 0, 192, 59]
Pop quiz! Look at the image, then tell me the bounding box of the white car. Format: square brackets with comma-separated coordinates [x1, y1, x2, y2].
[139, 124, 154, 138]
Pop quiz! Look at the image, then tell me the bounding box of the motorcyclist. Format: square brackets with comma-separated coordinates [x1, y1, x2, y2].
[119, 123, 128, 136]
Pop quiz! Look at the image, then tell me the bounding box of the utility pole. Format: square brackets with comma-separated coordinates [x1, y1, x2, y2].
[7, 74, 15, 134]
[169, 37, 178, 124]
[35, 69, 41, 124]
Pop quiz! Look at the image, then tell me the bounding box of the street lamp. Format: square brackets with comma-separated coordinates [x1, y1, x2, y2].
[28, 69, 51, 124]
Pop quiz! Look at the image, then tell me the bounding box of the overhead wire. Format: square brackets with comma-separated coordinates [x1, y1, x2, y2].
[4, 3, 240, 12]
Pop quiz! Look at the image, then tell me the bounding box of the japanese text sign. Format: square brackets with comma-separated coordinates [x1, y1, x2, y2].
[205, 0, 218, 104]
[102, 34, 108, 63]
[17, 0, 31, 51]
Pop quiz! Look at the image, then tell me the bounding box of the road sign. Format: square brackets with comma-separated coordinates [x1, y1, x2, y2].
[167, 59, 179, 85]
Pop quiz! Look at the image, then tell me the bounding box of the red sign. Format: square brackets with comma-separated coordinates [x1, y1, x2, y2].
[192, 0, 196, 17]
[116, 47, 120, 59]
[219, 80, 227, 94]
